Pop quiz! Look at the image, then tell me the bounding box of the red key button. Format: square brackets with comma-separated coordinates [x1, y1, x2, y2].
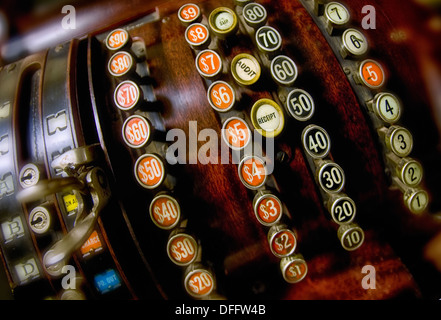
[253, 192, 283, 226]
[105, 28, 130, 51]
[185, 23, 210, 49]
[221, 117, 251, 150]
[108, 51, 134, 77]
[195, 49, 222, 79]
[134, 154, 165, 189]
[238, 155, 267, 190]
[167, 233, 198, 266]
[114, 80, 141, 111]
[184, 268, 215, 298]
[280, 254, 308, 283]
[359, 59, 386, 89]
[149, 194, 181, 230]
[268, 225, 297, 258]
[122, 115, 151, 148]
[178, 3, 201, 25]
[207, 81, 235, 112]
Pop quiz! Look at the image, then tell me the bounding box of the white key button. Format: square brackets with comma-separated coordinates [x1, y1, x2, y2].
[324, 2, 350, 34]
[382, 125, 414, 158]
[231, 53, 261, 87]
[208, 7, 238, 39]
[29, 206, 52, 234]
[404, 188, 429, 214]
[368, 92, 402, 124]
[341, 28, 368, 58]
[388, 153, 423, 187]
[251, 99, 285, 138]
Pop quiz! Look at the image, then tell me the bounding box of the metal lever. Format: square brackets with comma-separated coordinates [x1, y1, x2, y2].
[51, 144, 102, 175]
[43, 167, 111, 276]
[16, 144, 103, 203]
[16, 177, 85, 203]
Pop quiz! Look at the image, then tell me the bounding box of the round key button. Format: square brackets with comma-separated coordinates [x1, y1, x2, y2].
[317, 161, 345, 194]
[359, 59, 386, 89]
[114, 80, 142, 111]
[302, 124, 331, 159]
[108, 51, 134, 77]
[184, 267, 215, 298]
[384, 125, 413, 157]
[255, 26, 282, 54]
[404, 188, 429, 214]
[231, 53, 261, 87]
[208, 7, 238, 39]
[253, 191, 283, 226]
[324, 2, 350, 28]
[251, 98, 285, 138]
[105, 28, 130, 51]
[149, 194, 181, 230]
[327, 194, 357, 225]
[341, 28, 368, 57]
[286, 89, 315, 121]
[29, 206, 52, 234]
[178, 3, 201, 25]
[371, 92, 401, 124]
[134, 154, 165, 189]
[270, 55, 298, 87]
[196, 49, 222, 79]
[268, 225, 297, 258]
[221, 117, 252, 150]
[337, 223, 364, 251]
[167, 232, 198, 266]
[19, 163, 40, 188]
[242, 2, 267, 29]
[207, 81, 235, 112]
[185, 23, 210, 49]
[122, 115, 151, 149]
[238, 155, 267, 190]
[280, 254, 308, 283]
[396, 157, 423, 187]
